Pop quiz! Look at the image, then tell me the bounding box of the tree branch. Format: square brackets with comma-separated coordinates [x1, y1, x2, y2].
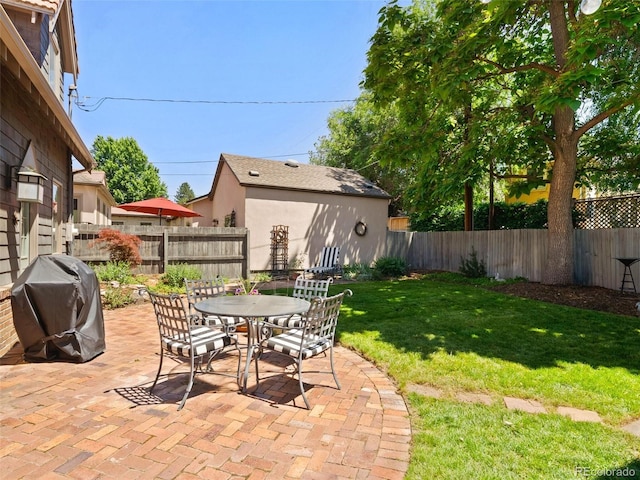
[477, 56, 559, 78]
[574, 98, 637, 138]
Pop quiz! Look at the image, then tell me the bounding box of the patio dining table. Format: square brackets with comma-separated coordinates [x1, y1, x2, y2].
[193, 295, 310, 391]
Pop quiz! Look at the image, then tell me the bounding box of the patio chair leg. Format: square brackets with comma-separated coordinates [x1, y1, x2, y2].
[297, 361, 311, 409]
[178, 358, 196, 411]
[330, 347, 341, 390]
[150, 348, 164, 393]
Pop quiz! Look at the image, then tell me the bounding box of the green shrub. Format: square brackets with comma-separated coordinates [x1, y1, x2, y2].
[102, 287, 134, 309]
[92, 261, 134, 284]
[161, 263, 202, 288]
[343, 263, 373, 281]
[372, 257, 408, 278]
[459, 247, 487, 278]
[410, 200, 584, 232]
[252, 272, 272, 283]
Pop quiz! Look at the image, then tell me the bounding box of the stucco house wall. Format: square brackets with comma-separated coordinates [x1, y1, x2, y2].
[187, 194, 213, 227]
[73, 170, 116, 225]
[245, 187, 388, 271]
[111, 207, 162, 226]
[210, 161, 246, 228]
[207, 154, 391, 273]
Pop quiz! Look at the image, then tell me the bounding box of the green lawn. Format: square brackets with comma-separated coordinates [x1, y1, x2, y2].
[325, 275, 640, 479]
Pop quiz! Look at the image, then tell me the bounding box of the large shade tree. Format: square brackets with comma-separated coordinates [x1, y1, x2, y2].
[310, 94, 413, 215]
[92, 136, 168, 204]
[364, 0, 640, 285]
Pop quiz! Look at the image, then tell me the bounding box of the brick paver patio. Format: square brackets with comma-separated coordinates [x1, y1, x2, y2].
[0, 302, 411, 479]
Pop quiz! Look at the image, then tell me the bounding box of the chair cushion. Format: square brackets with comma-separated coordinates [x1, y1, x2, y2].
[201, 315, 245, 327]
[266, 330, 331, 359]
[163, 326, 231, 357]
[267, 314, 304, 328]
[304, 266, 335, 274]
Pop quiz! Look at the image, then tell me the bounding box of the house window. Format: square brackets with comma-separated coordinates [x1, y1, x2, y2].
[52, 181, 63, 253]
[20, 203, 33, 271]
[140, 222, 152, 226]
[73, 197, 79, 223]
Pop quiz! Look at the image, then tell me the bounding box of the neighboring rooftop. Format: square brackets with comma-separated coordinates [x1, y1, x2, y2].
[212, 153, 391, 199]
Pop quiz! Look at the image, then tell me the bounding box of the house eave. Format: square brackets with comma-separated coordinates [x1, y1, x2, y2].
[1, 5, 93, 169]
[239, 182, 392, 200]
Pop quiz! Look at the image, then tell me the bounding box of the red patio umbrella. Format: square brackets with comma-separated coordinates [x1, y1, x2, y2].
[118, 197, 201, 225]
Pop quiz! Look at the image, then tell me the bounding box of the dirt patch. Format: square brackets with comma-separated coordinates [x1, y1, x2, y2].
[488, 282, 639, 318]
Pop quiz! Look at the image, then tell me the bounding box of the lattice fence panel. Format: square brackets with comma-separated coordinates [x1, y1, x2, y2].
[574, 194, 640, 229]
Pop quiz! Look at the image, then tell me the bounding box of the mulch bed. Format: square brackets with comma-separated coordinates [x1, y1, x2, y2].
[488, 282, 639, 317]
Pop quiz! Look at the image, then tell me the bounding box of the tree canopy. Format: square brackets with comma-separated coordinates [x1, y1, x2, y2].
[91, 136, 168, 204]
[364, 0, 640, 284]
[310, 94, 413, 215]
[174, 182, 195, 205]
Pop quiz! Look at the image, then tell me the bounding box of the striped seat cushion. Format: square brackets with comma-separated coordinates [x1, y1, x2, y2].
[202, 315, 245, 327]
[162, 326, 231, 357]
[266, 330, 331, 359]
[305, 266, 335, 274]
[267, 314, 304, 329]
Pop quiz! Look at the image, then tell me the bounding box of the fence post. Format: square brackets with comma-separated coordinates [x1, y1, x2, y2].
[243, 229, 250, 279]
[162, 229, 169, 274]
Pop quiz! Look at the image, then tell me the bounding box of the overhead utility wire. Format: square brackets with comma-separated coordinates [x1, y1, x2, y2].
[75, 96, 356, 112]
[153, 152, 313, 164]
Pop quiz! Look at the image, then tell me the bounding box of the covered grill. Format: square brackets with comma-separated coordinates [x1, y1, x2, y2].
[11, 255, 105, 362]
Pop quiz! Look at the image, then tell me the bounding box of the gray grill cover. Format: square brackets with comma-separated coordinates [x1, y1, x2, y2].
[11, 255, 105, 362]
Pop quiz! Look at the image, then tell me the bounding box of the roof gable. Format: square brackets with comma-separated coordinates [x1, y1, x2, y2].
[2, 0, 78, 77]
[214, 153, 390, 199]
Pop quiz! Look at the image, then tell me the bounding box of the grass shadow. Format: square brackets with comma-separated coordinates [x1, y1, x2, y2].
[336, 279, 640, 372]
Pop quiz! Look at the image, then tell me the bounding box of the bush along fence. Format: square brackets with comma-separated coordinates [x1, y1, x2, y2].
[409, 194, 639, 232]
[71, 225, 250, 279]
[385, 228, 640, 291]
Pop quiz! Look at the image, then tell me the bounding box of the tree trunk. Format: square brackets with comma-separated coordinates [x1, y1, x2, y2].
[464, 182, 474, 231]
[489, 159, 495, 230]
[463, 102, 473, 232]
[542, 2, 577, 285]
[543, 107, 577, 285]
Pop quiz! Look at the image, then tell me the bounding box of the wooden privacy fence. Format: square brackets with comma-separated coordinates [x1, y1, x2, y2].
[72, 225, 250, 279]
[386, 228, 640, 291]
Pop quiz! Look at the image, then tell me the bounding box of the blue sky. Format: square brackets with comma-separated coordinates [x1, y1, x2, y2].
[71, 0, 394, 199]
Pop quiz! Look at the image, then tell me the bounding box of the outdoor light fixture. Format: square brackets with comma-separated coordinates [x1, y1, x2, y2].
[17, 169, 47, 204]
[580, 0, 602, 15]
[6, 140, 48, 203]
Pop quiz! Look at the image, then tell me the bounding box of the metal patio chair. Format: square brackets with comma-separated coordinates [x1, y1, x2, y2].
[184, 278, 243, 332]
[253, 289, 353, 409]
[268, 276, 334, 329]
[147, 290, 239, 410]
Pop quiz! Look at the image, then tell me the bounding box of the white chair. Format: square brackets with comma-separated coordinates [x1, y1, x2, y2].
[254, 289, 352, 409]
[269, 276, 334, 328]
[147, 291, 239, 410]
[304, 246, 342, 278]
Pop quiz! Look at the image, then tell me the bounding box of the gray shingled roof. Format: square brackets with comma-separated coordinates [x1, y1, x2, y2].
[218, 153, 391, 199]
